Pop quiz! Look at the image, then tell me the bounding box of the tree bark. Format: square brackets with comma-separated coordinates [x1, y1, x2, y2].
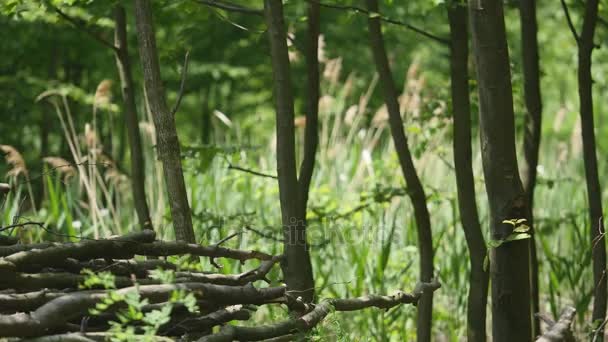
[518, 0, 542, 334]
[577, 0, 606, 334]
[134, 0, 196, 242]
[365, 0, 434, 340]
[468, 1, 532, 341]
[297, 0, 320, 217]
[263, 0, 315, 302]
[114, 5, 153, 232]
[447, 5, 488, 342]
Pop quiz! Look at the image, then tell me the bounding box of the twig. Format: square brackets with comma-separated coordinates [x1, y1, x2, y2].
[195, 0, 263, 16]
[49, 3, 117, 52]
[306, 0, 449, 45]
[0, 221, 45, 233]
[227, 163, 278, 179]
[560, 0, 580, 44]
[170, 51, 190, 116]
[209, 232, 242, 268]
[243, 225, 283, 242]
[213, 232, 241, 247]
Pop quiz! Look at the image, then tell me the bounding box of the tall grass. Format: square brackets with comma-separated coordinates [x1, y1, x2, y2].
[1, 60, 602, 341]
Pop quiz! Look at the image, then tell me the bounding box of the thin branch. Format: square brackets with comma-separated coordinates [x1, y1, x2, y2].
[198, 280, 441, 341]
[0, 283, 286, 337]
[306, 0, 449, 45]
[49, 4, 117, 51]
[560, 0, 581, 44]
[227, 163, 278, 179]
[195, 0, 263, 16]
[171, 51, 190, 116]
[0, 221, 45, 233]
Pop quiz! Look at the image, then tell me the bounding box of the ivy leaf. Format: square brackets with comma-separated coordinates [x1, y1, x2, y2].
[513, 224, 531, 233]
[502, 219, 516, 226]
[505, 233, 532, 242]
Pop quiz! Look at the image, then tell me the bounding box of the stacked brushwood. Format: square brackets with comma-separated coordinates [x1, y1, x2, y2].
[0, 230, 440, 341]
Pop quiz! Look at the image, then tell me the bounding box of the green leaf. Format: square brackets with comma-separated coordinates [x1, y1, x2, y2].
[502, 219, 516, 226]
[505, 233, 532, 242]
[487, 239, 504, 248]
[369, 12, 381, 18]
[513, 224, 531, 233]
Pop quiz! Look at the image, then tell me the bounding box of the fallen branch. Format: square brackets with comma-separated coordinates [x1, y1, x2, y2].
[199, 279, 441, 341]
[0, 283, 286, 337]
[0, 230, 155, 257]
[536, 306, 576, 342]
[0, 231, 272, 273]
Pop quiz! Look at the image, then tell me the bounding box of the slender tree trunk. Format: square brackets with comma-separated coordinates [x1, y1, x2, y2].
[297, 0, 320, 218]
[577, 0, 606, 334]
[447, 5, 488, 342]
[134, 0, 195, 242]
[518, 0, 542, 336]
[468, 1, 532, 341]
[114, 5, 153, 231]
[263, 0, 315, 302]
[365, 1, 434, 340]
[201, 87, 212, 145]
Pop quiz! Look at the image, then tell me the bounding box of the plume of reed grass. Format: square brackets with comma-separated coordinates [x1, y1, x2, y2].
[0, 145, 37, 213]
[42, 156, 77, 181]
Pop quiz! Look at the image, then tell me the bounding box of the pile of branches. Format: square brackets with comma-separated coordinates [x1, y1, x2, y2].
[0, 230, 440, 341]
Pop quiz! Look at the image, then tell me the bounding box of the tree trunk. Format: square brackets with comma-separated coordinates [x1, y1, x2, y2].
[114, 5, 153, 231]
[577, 0, 606, 335]
[134, 0, 195, 242]
[263, 0, 315, 302]
[518, 1, 542, 335]
[447, 5, 488, 342]
[468, 1, 532, 341]
[201, 87, 212, 145]
[365, 1, 434, 340]
[297, 0, 320, 218]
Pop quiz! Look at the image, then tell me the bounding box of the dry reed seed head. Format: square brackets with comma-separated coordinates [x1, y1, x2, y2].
[94, 79, 113, 107]
[43, 157, 76, 180]
[294, 116, 307, 128]
[286, 31, 299, 63]
[323, 57, 342, 85]
[343, 72, 356, 98]
[406, 61, 420, 80]
[318, 34, 327, 63]
[96, 153, 116, 169]
[557, 142, 569, 165]
[344, 105, 359, 126]
[104, 168, 129, 191]
[139, 122, 156, 142]
[372, 105, 388, 127]
[318, 95, 335, 114]
[84, 123, 101, 152]
[553, 106, 567, 132]
[569, 117, 582, 157]
[0, 145, 28, 179]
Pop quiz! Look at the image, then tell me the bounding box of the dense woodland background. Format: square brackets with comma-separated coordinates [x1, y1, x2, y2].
[1, 0, 608, 341]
